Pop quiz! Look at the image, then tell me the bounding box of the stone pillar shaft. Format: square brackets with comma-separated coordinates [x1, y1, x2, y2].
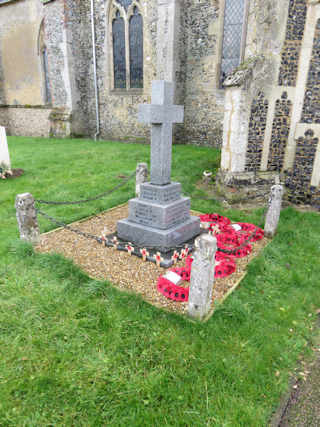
[136, 163, 148, 197]
[264, 184, 284, 238]
[15, 193, 40, 244]
[188, 234, 217, 320]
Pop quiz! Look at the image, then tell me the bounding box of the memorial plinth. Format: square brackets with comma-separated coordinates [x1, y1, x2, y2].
[117, 81, 200, 252]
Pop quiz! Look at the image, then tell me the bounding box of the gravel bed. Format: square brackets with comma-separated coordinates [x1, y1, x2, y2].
[36, 204, 268, 316]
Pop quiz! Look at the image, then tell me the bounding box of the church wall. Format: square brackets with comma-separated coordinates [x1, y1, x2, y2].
[219, 0, 320, 208]
[0, 106, 51, 137]
[96, 0, 157, 142]
[64, 0, 95, 137]
[0, 0, 43, 106]
[0, 0, 77, 138]
[177, 0, 224, 147]
[0, 0, 231, 146]
[61, 0, 226, 146]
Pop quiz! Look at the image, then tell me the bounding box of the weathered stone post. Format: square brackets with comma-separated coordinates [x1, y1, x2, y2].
[15, 193, 40, 244]
[264, 184, 284, 238]
[188, 234, 217, 321]
[135, 162, 148, 197]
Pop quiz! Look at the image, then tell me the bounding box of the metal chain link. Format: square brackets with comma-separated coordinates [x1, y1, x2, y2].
[37, 209, 103, 243]
[35, 171, 135, 206]
[37, 208, 192, 251]
[37, 207, 259, 256]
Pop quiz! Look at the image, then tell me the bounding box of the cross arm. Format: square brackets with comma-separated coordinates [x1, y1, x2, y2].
[138, 104, 184, 125]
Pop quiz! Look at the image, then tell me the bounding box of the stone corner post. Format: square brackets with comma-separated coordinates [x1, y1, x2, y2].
[188, 233, 217, 321]
[15, 193, 40, 244]
[136, 162, 148, 197]
[264, 184, 284, 238]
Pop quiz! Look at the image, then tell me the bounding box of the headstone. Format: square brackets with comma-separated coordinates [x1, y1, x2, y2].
[0, 126, 11, 171]
[136, 162, 148, 197]
[188, 234, 217, 321]
[15, 193, 40, 244]
[264, 184, 284, 238]
[117, 81, 200, 251]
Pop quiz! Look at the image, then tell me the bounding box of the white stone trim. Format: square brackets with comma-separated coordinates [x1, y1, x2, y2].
[221, 87, 249, 173]
[284, 3, 320, 170]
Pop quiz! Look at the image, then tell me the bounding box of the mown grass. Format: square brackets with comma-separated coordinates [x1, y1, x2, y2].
[0, 136, 319, 426]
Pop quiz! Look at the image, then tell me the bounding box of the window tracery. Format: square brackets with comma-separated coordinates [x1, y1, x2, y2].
[110, 0, 143, 90]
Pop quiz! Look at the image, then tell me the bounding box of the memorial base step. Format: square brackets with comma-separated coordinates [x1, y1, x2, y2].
[117, 216, 201, 252]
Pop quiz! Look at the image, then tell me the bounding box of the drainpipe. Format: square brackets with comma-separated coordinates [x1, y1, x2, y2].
[91, 0, 100, 141]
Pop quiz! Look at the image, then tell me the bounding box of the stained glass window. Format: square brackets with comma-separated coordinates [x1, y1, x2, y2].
[129, 7, 143, 88]
[111, 3, 143, 90]
[112, 11, 126, 89]
[220, 0, 248, 84]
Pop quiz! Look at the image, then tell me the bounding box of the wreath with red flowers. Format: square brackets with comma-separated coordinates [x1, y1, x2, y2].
[157, 214, 264, 302]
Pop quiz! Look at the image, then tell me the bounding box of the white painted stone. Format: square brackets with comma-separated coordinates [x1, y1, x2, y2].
[264, 184, 284, 238]
[284, 3, 320, 170]
[188, 234, 217, 321]
[135, 163, 148, 197]
[221, 87, 249, 174]
[156, 0, 181, 82]
[0, 126, 11, 170]
[15, 193, 40, 244]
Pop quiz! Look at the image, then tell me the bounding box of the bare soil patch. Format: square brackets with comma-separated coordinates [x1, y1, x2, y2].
[36, 204, 269, 316]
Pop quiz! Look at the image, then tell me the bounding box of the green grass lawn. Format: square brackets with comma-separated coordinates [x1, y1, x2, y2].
[1, 136, 320, 426]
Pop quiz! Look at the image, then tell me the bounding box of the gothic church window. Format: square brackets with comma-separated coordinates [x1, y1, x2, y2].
[111, 0, 143, 90]
[220, 0, 249, 85]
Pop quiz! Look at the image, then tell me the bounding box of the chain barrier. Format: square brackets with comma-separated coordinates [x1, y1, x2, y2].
[37, 206, 259, 258]
[34, 167, 262, 259]
[36, 208, 192, 251]
[35, 171, 136, 206]
[37, 209, 103, 243]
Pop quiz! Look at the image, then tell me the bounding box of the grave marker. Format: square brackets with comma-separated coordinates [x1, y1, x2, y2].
[188, 234, 217, 321]
[15, 193, 40, 244]
[264, 184, 284, 238]
[0, 126, 11, 171]
[117, 81, 200, 253]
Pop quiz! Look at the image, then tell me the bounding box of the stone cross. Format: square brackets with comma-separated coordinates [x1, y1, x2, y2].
[138, 80, 184, 186]
[0, 126, 11, 170]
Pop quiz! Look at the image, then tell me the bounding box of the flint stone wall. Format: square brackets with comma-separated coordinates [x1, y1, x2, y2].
[0, 106, 51, 137]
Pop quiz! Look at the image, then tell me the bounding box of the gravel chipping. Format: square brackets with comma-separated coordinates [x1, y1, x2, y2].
[36, 204, 269, 316]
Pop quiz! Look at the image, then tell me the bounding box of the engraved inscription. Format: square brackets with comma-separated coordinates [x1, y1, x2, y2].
[141, 186, 181, 203]
[133, 204, 159, 226]
[165, 201, 190, 227]
[129, 198, 191, 230]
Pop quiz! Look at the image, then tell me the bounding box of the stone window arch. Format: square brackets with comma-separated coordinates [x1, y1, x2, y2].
[109, 0, 144, 90]
[38, 19, 52, 105]
[219, 0, 250, 86]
